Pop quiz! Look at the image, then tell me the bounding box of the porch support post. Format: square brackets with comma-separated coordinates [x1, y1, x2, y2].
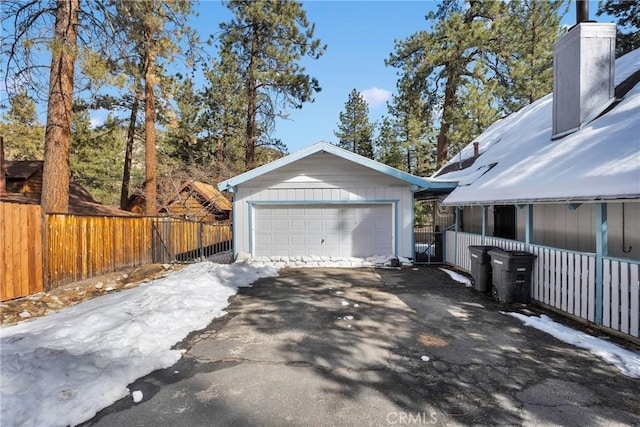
[595, 202, 607, 325]
[481, 205, 488, 245]
[525, 204, 533, 251]
[454, 206, 461, 266]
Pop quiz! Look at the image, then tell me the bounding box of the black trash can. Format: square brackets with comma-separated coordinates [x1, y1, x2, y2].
[468, 245, 499, 292]
[488, 249, 537, 303]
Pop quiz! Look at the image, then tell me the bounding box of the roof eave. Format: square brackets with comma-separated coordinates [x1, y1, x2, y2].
[442, 194, 640, 206]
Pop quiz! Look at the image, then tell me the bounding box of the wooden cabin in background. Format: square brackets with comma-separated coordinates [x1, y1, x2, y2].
[1, 159, 133, 216]
[159, 180, 231, 223]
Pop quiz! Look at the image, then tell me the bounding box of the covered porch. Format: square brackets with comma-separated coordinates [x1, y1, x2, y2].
[443, 202, 640, 341]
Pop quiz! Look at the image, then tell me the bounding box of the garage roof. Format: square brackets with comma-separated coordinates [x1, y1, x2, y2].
[218, 141, 455, 193]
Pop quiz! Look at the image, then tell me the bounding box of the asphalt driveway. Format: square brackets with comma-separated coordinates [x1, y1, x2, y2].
[83, 266, 640, 426]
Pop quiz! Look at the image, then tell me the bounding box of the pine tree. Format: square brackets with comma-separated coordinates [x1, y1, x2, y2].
[111, 0, 197, 214]
[2, 0, 119, 212]
[597, 0, 640, 56]
[497, 0, 567, 111]
[334, 89, 375, 158]
[384, 87, 435, 175]
[387, 0, 566, 167]
[70, 112, 125, 205]
[218, 0, 325, 170]
[0, 91, 45, 160]
[375, 117, 405, 171]
[387, 0, 506, 166]
[40, 0, 80, 213]
[165, 77, 203, 165]
[200, 53, 247, 179]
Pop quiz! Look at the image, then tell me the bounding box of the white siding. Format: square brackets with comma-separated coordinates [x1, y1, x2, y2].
[608, 202, 640, 260]
[232, 152, 415, 258]
[533, 204, 595, 252]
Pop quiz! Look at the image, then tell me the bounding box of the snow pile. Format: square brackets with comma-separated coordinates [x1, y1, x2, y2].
[439, 268, 473, 287]
[504, 312, 640, 378]
[244, 254, 412, 268]
[0, 262, 279, 427]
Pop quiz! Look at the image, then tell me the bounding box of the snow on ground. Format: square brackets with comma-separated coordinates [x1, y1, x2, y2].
[0, 261, 280, 427]
[439, 267, 473, 287]
[504, 312, 640, 378]
[243, 254, 412, 268]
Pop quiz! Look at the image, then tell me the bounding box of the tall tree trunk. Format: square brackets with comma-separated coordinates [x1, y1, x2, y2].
[41, 0, 79, 213]
[120, 85, 141, 209]
[436, 76, 457, 167]
[245, 25, 258, 171]
[245, 83, 256, 171]
[143, 30, 156, 215]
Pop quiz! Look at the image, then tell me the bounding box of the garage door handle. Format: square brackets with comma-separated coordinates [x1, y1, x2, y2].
[321, 238, 325, 244]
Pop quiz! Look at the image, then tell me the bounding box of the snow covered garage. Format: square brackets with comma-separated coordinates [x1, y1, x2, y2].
[218, 142, 450, 260]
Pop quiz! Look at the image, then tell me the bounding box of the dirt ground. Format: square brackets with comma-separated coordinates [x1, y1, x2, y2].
[1, 263, 184, 325]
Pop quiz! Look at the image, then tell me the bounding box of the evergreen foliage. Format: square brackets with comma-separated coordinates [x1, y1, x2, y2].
[597, 0, 640, 56]
[218, 0, 325, 170]
[1, 0, 588, 212]
[70, 112, 129, 205]
[387, 0, 567, 171]
[0, 91, 45, 160]
[334, 89, 375, 159]
[374, 117, 406, 172]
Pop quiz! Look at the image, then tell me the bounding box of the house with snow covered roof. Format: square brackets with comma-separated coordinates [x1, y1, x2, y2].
[429, 22, 640, 340]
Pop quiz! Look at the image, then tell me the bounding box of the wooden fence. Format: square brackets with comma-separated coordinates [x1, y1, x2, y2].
[1, 202, 232, 301]
[1, 202, 44, 300]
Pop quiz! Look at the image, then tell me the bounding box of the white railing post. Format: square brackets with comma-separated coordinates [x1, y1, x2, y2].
[454, 206, 461, 266]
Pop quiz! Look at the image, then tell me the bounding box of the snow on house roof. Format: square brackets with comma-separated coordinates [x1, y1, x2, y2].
[435, 48, 640, 206]
[218, 141, 455, 193]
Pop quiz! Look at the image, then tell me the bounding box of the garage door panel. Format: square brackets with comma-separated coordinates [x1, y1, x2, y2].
[307, 219, 322, 229]
[290, 219, 306, 231]
[273, 219, 289, 230]
[273, 235, 289, 245]
[256, 219, 273, 231]
[255, 204, 392, 257]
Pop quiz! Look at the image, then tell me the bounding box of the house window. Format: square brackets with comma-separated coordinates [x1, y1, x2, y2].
[494, 205, 516, 239]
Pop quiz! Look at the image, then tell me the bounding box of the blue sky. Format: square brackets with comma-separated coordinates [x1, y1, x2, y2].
[190, 0, 441, 153]
[81, 0, 607, 154]
[188, 0, 607, 154]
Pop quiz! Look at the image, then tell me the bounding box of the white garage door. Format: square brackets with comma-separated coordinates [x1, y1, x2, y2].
[254, 204, 393, 258]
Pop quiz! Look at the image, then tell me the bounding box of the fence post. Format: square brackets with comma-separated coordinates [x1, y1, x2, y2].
[454, 207, 461, 266]
[199, 222, 204, 260]
[41, 211, 47, 291]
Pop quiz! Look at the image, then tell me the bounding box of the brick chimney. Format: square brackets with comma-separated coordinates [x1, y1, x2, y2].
[552, 2, 616, 139]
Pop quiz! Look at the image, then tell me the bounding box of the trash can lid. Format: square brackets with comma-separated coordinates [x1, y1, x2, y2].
[507, 251, 536, 257]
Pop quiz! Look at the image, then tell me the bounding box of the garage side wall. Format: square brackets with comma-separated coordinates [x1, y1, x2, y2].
[231, 155, 415, 259]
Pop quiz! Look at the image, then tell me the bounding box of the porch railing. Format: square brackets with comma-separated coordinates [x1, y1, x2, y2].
[603, 257, 640, 337]
[445, 230, 639, 338]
